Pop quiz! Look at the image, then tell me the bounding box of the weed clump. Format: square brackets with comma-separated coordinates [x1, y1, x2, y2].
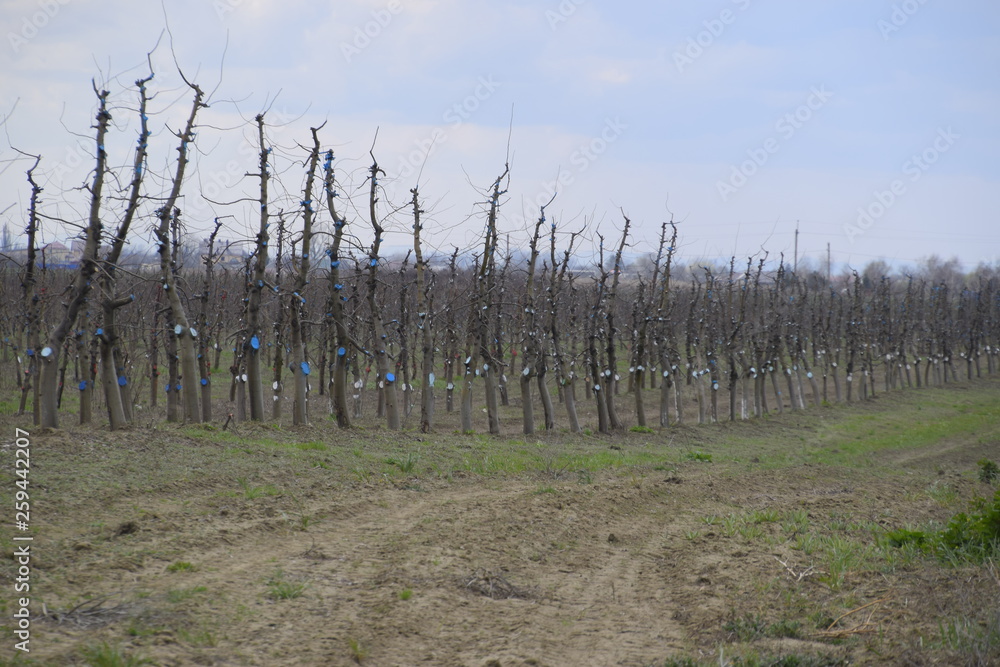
[723, 613, 803, 641]
[978, 458, 1000, 484]
[939, 488, 1000, 559]
[883, 528, 928, 549]
[883, 488, 1000, 562]
[80, 641, 152, 666]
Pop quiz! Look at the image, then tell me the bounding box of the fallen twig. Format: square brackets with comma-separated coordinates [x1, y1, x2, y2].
[774, 556, 819, 582]
[463, 569, 530, 600]
[39, 592, 133, 627]
[825, 597, 888, 631]
[811, 597, 888, 639]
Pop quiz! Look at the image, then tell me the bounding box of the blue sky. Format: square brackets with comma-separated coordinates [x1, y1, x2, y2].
[1, 0, 997, 272]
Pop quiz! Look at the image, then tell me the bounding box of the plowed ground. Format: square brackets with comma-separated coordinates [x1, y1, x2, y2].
[2, 378, 999, 665]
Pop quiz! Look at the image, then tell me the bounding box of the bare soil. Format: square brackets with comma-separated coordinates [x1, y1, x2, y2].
[2, 379, 1000, 666]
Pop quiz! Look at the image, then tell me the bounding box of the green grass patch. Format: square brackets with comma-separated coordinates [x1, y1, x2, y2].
[723, 613, 803, 641]
[938, 615, 1000, 658]
[295, 441, 328, 451]
[166, 561, 194, 573]
[979, 459, 1000, 484]
[385, 451, 419, 474]
[80, 641, 153, 666]
[804, 392, 1000, 466]
[347, 637, 368, 662]
[237, 477, 280, 499]
[874, 488, 1000, 564]
[938, 488, 1000, 561]
[266, 570, 307, 600]
[166, 586, 207, 603]
[178, 627, 217, 647]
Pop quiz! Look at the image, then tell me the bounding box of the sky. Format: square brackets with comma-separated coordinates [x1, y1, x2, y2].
[0, 0, 997, 273]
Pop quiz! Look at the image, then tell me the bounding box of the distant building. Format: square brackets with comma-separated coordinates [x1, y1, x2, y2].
[198, 237, 247, 271]
[0, 235, 248, 273]
[42, 242, 78, 267]
[1, 246, 28, 266]
[0, 241, 83, 268]
[118, 247, 160, 272]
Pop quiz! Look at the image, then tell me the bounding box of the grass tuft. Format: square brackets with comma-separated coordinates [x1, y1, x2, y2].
[267, 570, 307, 600]
[80, 641, 153, 666]
[979, 459, 1000, 484]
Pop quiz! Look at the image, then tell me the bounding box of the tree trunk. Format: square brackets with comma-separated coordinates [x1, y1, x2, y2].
[98, 76, 151, 430]
[244, 116, 272, 421]
[520, 372, 534, 435]
[153, 83, 206, 424]
[588, 323, 610, 434]
[769, 369, 784, 413]
[602, 216, 630, 430]
[474, 166, 509, 436]
[537, 372, 554, 430]
[289, 128, 323, 426]
[38, 92, 113, 428]
[99, 309, 129, 430]
[366, 155, 400, 429]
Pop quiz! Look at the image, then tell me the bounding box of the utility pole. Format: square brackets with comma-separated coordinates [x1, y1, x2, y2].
[793, 221, 799, 273]
[827, 242, 832, 285]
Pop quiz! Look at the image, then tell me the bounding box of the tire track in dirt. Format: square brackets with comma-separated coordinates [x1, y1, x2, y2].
[112, 478, 698, 665]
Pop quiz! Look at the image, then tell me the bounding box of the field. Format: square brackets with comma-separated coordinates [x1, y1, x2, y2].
[2, 378, 1000, 666]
